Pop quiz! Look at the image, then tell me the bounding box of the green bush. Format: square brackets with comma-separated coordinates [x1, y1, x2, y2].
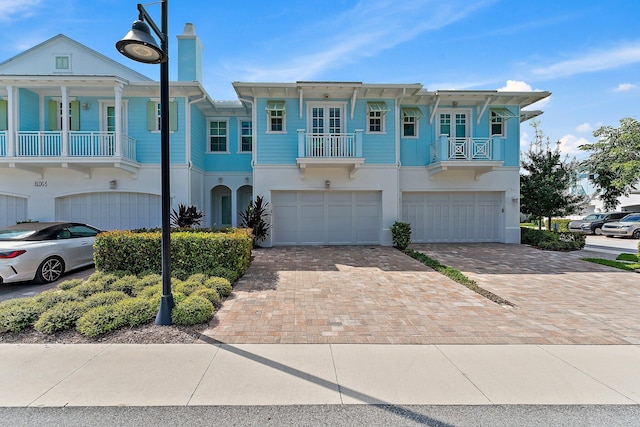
[521, 227, 585, 251]
[550, 218, 571, 232]
[204, 266, 238, 283]
[76, 305, 124, 338]
[204, 277, 232, 297]
[86, 272, 119, 288]
[172, 295, 214, 326]
[84, 291, 129, 309]
[174, 280, 205, 296]
[113, 298, 157, 327]
[0, 298, 45, 333]
[132, 274, 162, 296]
[391, 221, 412, 250]
[57, 278, 84, 290]
[192, 288, 221, 306]
[34, 301, 88, 334]
[34, 289, 79, 309]
[70, 281, 105, 299]
[108, 275, 139, 296]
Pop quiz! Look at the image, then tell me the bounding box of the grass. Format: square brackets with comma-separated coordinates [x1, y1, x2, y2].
[403, 248, 516, 307]
[616, 253, 639, 262]
[581, 255, 640, 272]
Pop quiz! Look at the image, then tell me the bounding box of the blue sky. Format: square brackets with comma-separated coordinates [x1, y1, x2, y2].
[1, 0, 639, 159]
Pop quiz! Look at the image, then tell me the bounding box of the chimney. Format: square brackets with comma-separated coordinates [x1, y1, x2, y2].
[177, 23, 203, 83]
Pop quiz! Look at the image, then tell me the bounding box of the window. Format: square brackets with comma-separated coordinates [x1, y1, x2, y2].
[490, 108, 517, 137]
[266, 100, 286, 133]
[401, 107, 424, 138]
[0, 100, 7, 131]
[239, 120, 252, 152]
[146, 101, 178, 132]
[209, 120, 228, 152]
[367, 101, 389, 133]
[47, 100, 80, 131]
[54, 55, 70, 71]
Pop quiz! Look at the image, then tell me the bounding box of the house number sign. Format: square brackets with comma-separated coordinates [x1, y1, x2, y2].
[35, 180, 47, 187]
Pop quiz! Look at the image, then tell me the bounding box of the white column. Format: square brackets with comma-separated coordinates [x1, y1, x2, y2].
[61, 86, 69, 156]
[231, 186, 238, 227]
[6, 85, 15, 157]
[114, 84, 123, 157]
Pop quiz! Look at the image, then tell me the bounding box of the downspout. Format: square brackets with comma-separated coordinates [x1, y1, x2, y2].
[187, 93, 207, 207]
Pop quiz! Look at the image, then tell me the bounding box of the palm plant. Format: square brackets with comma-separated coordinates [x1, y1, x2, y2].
[239, 195, 271, 246]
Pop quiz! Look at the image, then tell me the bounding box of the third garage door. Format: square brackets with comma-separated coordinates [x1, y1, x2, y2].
[272, 191, 381, 245]
[402, 192, 502, 242]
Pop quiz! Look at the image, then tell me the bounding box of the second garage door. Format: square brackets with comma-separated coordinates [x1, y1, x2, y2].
[402, 192, 503, 242]
[272, 191, 381, 245]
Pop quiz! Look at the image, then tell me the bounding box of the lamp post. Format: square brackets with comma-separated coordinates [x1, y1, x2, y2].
[116, 0, 174, 325]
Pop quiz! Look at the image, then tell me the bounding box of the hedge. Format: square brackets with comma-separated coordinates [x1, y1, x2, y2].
[521, 227, 586, 251]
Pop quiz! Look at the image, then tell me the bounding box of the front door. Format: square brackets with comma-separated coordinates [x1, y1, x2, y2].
[438, 111, 469, 159]
[308, 103, 344, 156]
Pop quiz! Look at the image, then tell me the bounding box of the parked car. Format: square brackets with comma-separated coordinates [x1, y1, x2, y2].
[601, 213, 640, 239]
[568, 212, 630, 235]
[0, 222, 101, 284]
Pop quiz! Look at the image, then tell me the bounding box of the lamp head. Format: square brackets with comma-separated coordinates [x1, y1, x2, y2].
[116, 20, 167, 64]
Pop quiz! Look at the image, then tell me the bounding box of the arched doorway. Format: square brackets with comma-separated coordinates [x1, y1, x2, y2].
[237, 185, 253, 226]
[211, 185, 232, 228]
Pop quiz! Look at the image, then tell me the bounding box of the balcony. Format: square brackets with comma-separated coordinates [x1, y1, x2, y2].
[427, 135, 504, 179]
[0, 131, 138, 177]
[296, 129, 365, 178]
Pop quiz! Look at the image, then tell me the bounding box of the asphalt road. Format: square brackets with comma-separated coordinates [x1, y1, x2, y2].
[0, 405, 638, 427]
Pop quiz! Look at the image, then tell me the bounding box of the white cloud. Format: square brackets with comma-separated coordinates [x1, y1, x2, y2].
[0, 0, 43, 22]
[498, 80, 533, 91]
[575, 123, 593, 133]
[613, 83, 637, 92]
[532, 42, 640, 80]
[558, 134, 589, 158]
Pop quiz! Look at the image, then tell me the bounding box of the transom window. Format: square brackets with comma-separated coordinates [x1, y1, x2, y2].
[266, 100, 286, 133]
[367, 101, 389, 133]
[240, 120, 252, 152]
[209, 120, 228, 152]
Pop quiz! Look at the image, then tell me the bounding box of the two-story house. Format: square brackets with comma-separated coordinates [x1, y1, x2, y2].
[0, 25, 550, 246]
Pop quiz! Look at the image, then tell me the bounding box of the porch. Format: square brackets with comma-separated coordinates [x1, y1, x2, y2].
[295, 129, 365, 178]
[427, 135, 504, 179]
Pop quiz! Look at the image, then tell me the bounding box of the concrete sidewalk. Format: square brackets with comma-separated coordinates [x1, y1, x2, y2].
[1, 343, 639, 407]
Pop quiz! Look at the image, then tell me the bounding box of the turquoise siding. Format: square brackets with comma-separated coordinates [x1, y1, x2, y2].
[18, 89, 39, 131]
[354, 99, 396, 164]
[190, 105, 206, 170]
[204, 116, 252, 172]
[256, 99, 302, 165]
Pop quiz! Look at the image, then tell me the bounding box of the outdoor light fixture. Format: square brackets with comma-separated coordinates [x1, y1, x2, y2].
[116, 0, 174, 325]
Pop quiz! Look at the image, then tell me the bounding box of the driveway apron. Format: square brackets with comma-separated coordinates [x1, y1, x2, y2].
[200, 244, 640, 345]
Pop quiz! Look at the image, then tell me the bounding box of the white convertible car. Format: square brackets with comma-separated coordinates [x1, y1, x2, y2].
[0, 222, 101, 284]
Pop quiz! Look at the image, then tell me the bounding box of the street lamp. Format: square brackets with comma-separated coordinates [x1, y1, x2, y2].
[116, 0, 174, 325]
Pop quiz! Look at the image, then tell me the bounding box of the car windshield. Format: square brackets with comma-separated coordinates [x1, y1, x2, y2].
[0, 230, 37, 240]
[621, 214, 640, 222]
[584, 214, 604, 220]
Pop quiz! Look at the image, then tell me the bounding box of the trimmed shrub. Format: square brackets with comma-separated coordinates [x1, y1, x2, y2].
[138, 284, 162, 299]
[204, 277, 232, 297]
[172, 295, 214, 326]
[550, 218, 571, 232]
[186, 273, 207, 285]
[521, 227, 585, 251]
[174, 280, 204, 296]
[0, 298, 46, 333]
[84, 291, 128, 309]
[70, 281, 105, 299]
[204, 266, 238, 283]
[34, 289, 79, 310]
[132, 274, 162, 296]
[34, 301, 88, 334]
[391, 221, 412, 250]
[113, 298, 157, 327]
[76, 305, 124, 338]
[108, 275, 139, 296]
[192, 288, 221, 306]
[57, 278, 84, 291]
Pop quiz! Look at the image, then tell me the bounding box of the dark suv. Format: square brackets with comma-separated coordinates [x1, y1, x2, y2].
[569, 212, 632, 235]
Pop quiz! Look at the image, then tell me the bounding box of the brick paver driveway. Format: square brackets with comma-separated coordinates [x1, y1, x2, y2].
[201, 244, 640, 345]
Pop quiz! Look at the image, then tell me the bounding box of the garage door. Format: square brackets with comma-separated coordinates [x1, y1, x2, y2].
[0, 195, 28, 228]
[402, 192, 502, 242]
[56, 192, 161, 230]
[272, 191, 381, 245]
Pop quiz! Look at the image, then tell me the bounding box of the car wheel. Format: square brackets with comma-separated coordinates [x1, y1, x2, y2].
[633, 229, 640, 239]
[35, 256, 65, 284]
[594, 227, 602, 235]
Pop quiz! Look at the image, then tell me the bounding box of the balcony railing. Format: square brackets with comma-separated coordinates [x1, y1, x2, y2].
[0, 131, 136, 161]
[430, 136, 502, 163]
[297, 130, 363, 158]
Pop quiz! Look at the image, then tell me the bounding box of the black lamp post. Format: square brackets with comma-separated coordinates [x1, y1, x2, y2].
[116, 0, 174, 325]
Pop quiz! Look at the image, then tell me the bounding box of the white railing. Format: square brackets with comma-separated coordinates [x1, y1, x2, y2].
[297, 130, 363, 158]
[7, 131, 136, 161]
[0, 131, 6, 156]
[431, 136, 500, 162]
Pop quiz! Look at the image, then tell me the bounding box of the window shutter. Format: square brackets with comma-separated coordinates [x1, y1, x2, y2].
[0, 100, 7, 131]
[169, 101, 178, 131]
[147, 101, 156, 131]
[70, 101, 80, 131]
[47, 100, 58, 131]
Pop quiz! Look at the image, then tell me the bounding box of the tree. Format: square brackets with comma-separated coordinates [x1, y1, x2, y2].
[520, 121, 586, 230]
[579, 117, 640, 211]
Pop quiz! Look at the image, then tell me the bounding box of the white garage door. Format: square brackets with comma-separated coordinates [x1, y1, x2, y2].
[0, 195, 28, 227]
[402, 192, 502, 242]
[272, 191, 381, 245]
[56, 192, 161, 230]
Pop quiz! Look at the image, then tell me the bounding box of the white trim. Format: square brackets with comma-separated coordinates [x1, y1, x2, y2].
[98, 99, 128, 134]
[237, 117, 253, 153]
[435, 108, 472, 137]
[306, 101, 347, 133]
